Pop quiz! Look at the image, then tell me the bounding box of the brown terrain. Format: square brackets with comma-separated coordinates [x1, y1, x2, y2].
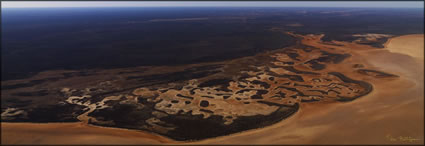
[194, 33, 424, 145]
[1, 122, 175, 144]
[1, 33, 423, 145]
[384, 34, 424, 60]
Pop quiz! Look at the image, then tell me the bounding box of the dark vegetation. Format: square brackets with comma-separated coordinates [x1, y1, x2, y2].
[328, 72, 373, 101]
[2, 7, 423, 81]
[2, 103, 86, 122]
[357, 69, 399, 78]
[159, 103, 299, 141]
[1, 7, 296, 81]
[85, 90, 299, 141]
[0, 7, 420, 141]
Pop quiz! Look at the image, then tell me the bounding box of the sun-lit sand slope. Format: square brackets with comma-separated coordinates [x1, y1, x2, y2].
[1, 122, 175, 145]
[193, 34, 424, 144]
[1, 34, 423, 145]
[385, 34, 424, 60]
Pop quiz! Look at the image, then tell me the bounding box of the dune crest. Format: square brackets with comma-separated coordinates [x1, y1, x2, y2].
[385, 34, 424, 60]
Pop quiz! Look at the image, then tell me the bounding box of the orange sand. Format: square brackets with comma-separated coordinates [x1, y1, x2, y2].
[384, 34, 424, 60]
[1, 122, 175, 145]
[2, 34, 423, 145]
[192, 34, 424, 145]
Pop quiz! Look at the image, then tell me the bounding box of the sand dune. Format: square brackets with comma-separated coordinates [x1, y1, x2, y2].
[2, 34, 423, 145]
[1, 122, 175, 145]
[384, 34, 424, 60]
[193, 33, 424, 145]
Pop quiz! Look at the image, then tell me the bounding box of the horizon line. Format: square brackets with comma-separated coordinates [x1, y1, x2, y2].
[2, 1, 424, 8]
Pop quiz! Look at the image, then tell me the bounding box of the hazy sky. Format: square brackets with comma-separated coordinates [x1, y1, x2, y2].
[2, 1, 424, 8]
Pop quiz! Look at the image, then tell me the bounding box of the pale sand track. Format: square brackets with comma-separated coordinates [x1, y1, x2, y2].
[2, 34, 423, 145]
